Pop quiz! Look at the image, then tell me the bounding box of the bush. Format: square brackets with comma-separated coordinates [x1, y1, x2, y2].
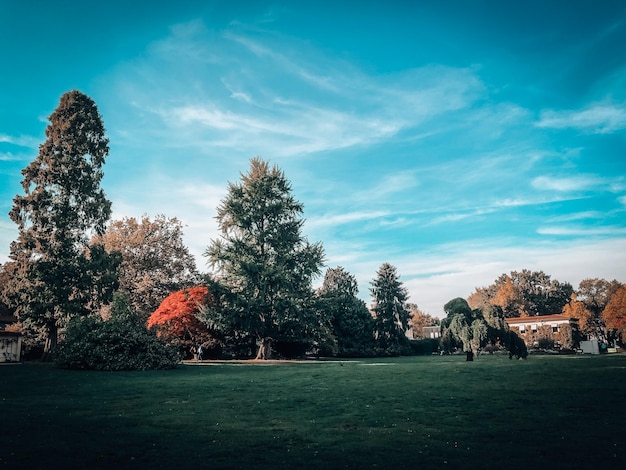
[55, 294, 179, 370]
[537, 337, 556, 350]
[273, 340, 309, 359]
[408, 338, 440, 355]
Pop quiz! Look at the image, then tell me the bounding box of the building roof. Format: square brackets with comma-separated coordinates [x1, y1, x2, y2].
[505, 314, 574, 325]
[0, 330, 21, 336]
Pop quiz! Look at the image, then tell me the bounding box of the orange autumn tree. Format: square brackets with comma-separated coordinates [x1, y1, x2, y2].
[148, 286, 221, 358]
[603, 285, 626, 342]
[562, 294, 593, 336]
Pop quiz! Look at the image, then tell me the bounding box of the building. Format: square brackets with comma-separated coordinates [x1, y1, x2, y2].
[506, 314, 580, 350]
[422, 326, 441, 339]
[0, 330, 22, 362]
[0, 315, 22, 362]
[405, 325, 441, 340]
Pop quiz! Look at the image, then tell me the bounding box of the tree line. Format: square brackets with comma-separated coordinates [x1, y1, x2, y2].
[1, 90, 624, 368]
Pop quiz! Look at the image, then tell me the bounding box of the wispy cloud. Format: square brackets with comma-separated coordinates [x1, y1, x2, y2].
[0, 152, 27, 162]
[536, 102, 626, 133]
[306, 210, 390, 229]
[0, 133, 40, 148]
[427, 207, 496, 225]
[547, 211, 605, 222]
[531, 175, 602, 192]
[537, 225, 626, 236]
[107, 21, 486, 159]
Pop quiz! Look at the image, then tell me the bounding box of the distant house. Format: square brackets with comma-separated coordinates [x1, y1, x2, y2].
[422, 326, 441, 339]
[506, 314, 580, 349]
[0, 330, 22, 362]
[0, 314, 22, 362]
[406, 325, 441, 340]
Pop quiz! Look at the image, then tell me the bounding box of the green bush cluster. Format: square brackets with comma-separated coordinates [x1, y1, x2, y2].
[408, 338, 440, 355]
[55, 295, 179, 370]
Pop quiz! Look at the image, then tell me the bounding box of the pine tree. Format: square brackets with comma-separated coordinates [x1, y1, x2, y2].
[370, 263, 410, 355]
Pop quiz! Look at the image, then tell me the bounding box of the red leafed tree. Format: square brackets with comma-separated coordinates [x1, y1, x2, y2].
[148, 286, 221, 357]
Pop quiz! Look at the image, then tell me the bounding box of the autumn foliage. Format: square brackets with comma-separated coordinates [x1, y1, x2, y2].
[148, 286, 218, 356]
[603, 285, 626, 339]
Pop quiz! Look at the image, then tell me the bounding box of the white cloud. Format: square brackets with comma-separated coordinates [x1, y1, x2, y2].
[0, 133, 40, 148]
[547, 211, 605, 222]
[387, 238, 626, 317]
[0, 152, 23, 162]
[531, 175, 601, 192]
[427, 207, 496, 225]
[536, 102, 626, 133]
[306, 210, 390, 229]
[107, 21, 487, 160]
[537, 226, 626, 236]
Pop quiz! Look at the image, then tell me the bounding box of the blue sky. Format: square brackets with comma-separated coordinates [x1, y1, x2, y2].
[1, 1, 625, 317]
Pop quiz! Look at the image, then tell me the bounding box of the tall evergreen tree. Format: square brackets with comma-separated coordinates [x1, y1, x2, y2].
[6, 90, 118, 355]
[205, 158, 324, 359]
[370, 263, 410, 355]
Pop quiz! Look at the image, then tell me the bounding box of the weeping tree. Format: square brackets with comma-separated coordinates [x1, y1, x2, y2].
[441, 297, 527, 359]
[5, 90, 119, 356]
[204, 158, 325, 359]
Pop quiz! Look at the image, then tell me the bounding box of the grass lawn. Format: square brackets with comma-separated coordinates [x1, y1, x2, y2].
[1, 354, 624, 469]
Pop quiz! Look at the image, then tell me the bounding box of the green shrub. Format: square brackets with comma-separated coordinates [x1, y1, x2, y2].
[55, 294, 179, 370]
[408, 338, 439, 355]
[537, 337, 556, 350]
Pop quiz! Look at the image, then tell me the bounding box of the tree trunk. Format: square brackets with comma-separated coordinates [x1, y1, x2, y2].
[42, 323, 58, 361]
[255, 337, 271, 360]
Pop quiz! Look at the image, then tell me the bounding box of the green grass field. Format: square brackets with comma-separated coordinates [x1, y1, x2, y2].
[1, 354, 624, 469]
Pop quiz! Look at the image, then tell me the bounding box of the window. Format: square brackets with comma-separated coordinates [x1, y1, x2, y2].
[552, 325, 558, 333]
[531, 324, 537, 332]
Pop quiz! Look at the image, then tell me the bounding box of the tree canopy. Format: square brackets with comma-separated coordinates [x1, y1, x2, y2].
[92, 214, 199, 317]
[204, 158, 325, 359]
[468, 270, 573, 317]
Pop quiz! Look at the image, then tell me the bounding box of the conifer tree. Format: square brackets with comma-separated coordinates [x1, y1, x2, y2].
[205, 158, 324, 359]
[6, 90, 118, 355]
[370, 263, 410, 355]
[318, 266, 375, 357]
